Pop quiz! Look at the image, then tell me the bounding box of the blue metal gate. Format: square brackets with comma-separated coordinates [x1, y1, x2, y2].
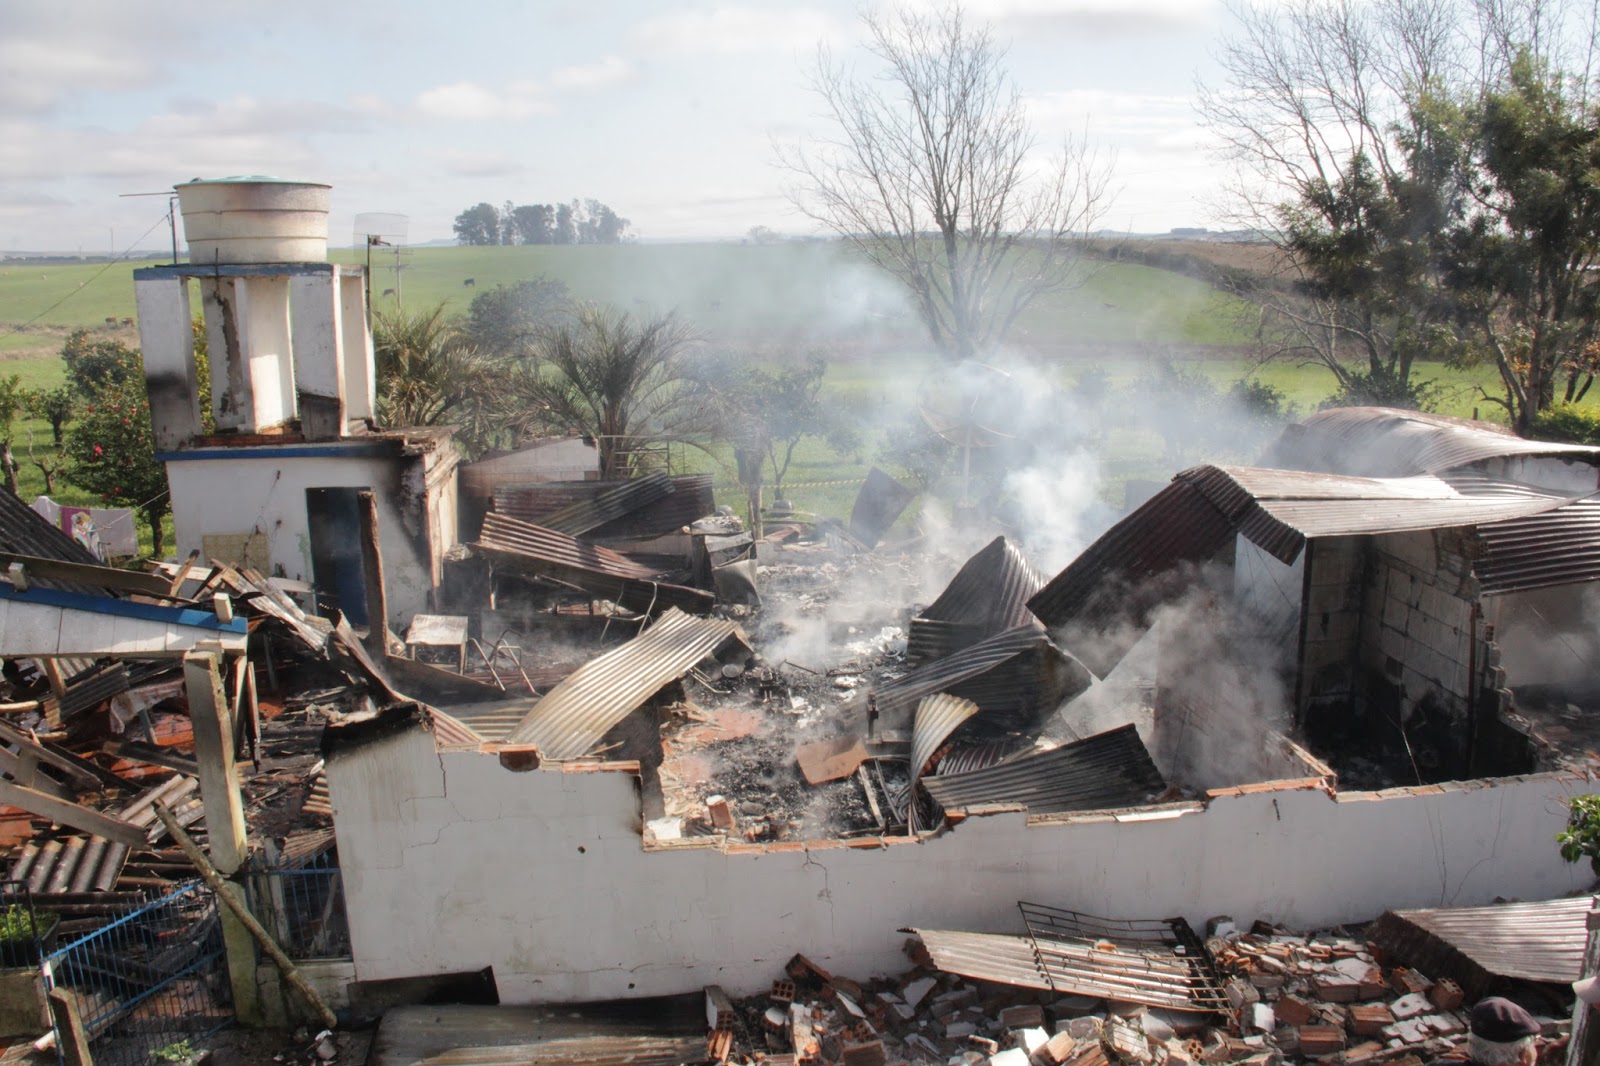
[43, 881, 231, 1066]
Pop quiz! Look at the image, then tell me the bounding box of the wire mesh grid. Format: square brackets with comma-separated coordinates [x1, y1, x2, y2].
[43, 880, 231, 1066]
[244, 852, 350, 961]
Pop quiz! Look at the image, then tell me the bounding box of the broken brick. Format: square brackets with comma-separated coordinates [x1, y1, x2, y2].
[787, 954, 834, 984]
[1390, 969, 1433, 997]
[1348, 1005, 1395, 1037]
[772, 980, 797, 1005]
[1032, 1031, 1077, 1066]
[1274, 996, 1316, 1027]
[842, 1040, 886, 1066]
[708, 1028, 734, 1063]
[1298, 1025, 1346, 1056]
[1001, 1005, 1047, 1030]
[1428, 979, 1464, 1012]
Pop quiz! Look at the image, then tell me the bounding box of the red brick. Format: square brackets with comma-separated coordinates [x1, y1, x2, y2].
[1001, 1005, 1046, 1030]
[1274, 996, 1316, 1027]
[842, 1041, 886, 1066]
[1348, 1005, 1395, 1037]
[1429, 979, 1464, 1012]
[1298, 1026, 1347, 1056]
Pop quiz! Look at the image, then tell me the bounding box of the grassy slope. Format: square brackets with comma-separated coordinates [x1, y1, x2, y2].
[0, 240, 1553, 544]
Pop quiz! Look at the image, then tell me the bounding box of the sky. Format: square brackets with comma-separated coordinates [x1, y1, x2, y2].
[0, 0, 1237, 254]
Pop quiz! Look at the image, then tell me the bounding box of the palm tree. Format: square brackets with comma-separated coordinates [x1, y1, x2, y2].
[508, 304, 698, 477]
[372, 303, 507, 455]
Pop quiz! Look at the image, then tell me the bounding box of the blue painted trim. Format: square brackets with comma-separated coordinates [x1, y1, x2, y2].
[133, 262, 354, 281]
[0, 583, 248, 633]
[158, 442, 398, 461]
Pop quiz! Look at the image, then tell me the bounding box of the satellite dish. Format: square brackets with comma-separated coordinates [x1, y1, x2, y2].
[917, 361, 1020, 505]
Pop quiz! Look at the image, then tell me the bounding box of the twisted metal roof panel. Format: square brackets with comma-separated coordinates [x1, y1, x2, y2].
[504, 608, 743, 759]
[920, 724, 1165, 815]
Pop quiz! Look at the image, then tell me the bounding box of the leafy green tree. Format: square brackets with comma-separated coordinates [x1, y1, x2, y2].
[24, 386, 75, 447]
[452, 203, 501, 246]
[687, 353, 861, 534]
[508, 304, 698, 478]
[463, 278, 571, 362]
[373, 304, 508, 456]
[553, 202, 577, 245]
[511, 204, 554, 244]
[65, 381, 170, 554]
[62, 330, 141, 394]
[1558, 793, 1600, 876]
[1446, 55, 1600, 431]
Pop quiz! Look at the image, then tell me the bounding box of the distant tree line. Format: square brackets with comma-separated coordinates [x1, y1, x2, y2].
[453, 199, 630, 247]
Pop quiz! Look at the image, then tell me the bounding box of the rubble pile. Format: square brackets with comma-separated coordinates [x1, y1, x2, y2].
[704, 922, 1569, 1066]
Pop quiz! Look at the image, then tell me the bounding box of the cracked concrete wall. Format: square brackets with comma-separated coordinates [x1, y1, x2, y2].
[326, 725, 1592, 1005]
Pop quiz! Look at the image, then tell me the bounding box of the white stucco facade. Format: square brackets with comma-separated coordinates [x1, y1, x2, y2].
[327, 724, 1592, 1005]
[164, 444, 456, 625]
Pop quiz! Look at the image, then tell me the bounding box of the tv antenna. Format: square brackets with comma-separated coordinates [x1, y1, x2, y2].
[353, 213, 409, 311]
[917, 360, 1019, 506]
[118, 191, 181, 263]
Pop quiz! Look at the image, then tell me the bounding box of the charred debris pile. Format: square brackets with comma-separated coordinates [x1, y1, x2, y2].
[426, 466, 1185, 845]
[694, 903, 1575, 1066]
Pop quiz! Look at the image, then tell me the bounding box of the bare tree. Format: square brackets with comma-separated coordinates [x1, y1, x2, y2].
[782, 3, 1113, 361]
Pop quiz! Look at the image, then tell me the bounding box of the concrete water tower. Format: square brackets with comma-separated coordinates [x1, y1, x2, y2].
[131, 177, 460, 627]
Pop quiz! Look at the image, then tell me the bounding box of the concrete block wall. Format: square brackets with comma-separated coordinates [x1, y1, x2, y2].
[1358, 531, 1476, 720]
[325, 725, 1592, 1006]
[1298, 537, 1365, 717]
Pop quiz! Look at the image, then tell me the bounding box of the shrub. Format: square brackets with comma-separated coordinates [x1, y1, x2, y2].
[1529, 403, 1600, 445]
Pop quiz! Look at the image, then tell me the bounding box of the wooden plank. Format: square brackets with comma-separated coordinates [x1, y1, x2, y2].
[0, 720, 101, 789]
[0, 779, 146, 847]
[1, 553, 179, 600]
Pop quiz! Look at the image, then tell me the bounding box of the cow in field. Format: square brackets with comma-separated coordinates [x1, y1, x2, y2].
[463, 278, 476, 287]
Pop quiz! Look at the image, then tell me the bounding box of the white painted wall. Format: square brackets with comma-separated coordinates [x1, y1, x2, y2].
[165, 451, 439, 623]
[328, 726, 1593, 1005]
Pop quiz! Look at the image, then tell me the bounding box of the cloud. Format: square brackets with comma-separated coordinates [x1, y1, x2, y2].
[909, 0, 1215, 35]
[0, 36, 159, 113]
[632, 7, 836, 53]
[415, 81, 552, 121]
[549, 55, 633, 90]
[435, 150, 530, 178]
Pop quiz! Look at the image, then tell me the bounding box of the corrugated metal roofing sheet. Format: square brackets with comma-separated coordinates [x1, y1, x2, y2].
[433, 698, 536, 747]
[909, 694, 978, 832]
[1028, 480, 1237, 678]
[849, 467, 915, 548]
[911, 537, 1045, 662]
[532, 474, 674, 536]
[1265, 407, 1600, 477]
[1369, 896, 1590, 999]
[1030, 465, 1583, 677]
[863, 626, 1092, 735]
[591, 474, 715, 540]
[504, 608, 743, 759]
[910, 906, 1227, 1011]
[477, 513, 713, 616]
[921, 724, 1166, 814]
[1473, 498, 1600, 593]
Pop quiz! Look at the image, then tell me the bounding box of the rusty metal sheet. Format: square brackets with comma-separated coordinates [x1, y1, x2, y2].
[1474, 498, 1600, 593]
[921, 724, 1165, 815]
[910, 537, 1044, 662]
[504, 608, 744, 759]
[531, 474, 675, 536]
[862, 626, 1092, 736]
[796, 734, 869, 785]
[909, 905, 1227, 1012]
[591, 474, 716, 540]
[1370, 896, 1591, 999]
[909, 694, 979, 832]
[1265, 406, 1600, 477]
[369, 1002, 708, 1066]
[477, 513, 713, 616]
[1028, 480, 1237, 678]
[849, 468, 915, 548]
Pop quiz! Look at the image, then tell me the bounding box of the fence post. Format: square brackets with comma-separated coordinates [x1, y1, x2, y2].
[182, 649, 260, 1025]
[47, 988, 93, 1066]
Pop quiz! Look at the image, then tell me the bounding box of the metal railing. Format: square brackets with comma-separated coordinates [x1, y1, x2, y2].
[244, 852, 350, 961]
[43, 880, 230, 1066]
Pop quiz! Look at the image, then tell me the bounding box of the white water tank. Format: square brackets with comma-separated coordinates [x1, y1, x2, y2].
[175, 177, 332, 264]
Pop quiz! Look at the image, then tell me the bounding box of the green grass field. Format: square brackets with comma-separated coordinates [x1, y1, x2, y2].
[0, 240, 1559, 552]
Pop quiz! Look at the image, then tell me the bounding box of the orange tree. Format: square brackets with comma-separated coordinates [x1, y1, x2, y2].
[63, 342, 170, 557]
